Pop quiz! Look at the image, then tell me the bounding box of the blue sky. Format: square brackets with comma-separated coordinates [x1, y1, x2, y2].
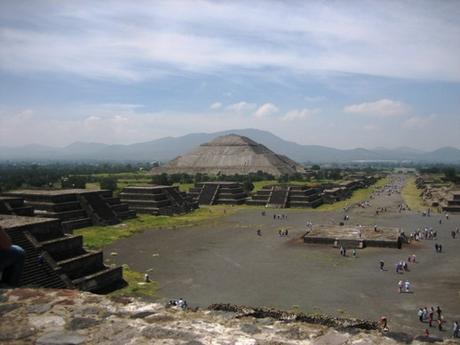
[1, 0, 459, 149]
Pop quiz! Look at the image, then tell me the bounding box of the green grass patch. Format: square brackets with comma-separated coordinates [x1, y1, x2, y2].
[402, 176, 427, 212]
[75, 205, 244, 250]
[172, 182, 194, 192]
[109, 265, 159, 298]
[312, 177, 389, 212]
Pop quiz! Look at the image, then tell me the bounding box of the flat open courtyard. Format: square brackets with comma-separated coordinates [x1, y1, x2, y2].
[104, 176, 460, 338]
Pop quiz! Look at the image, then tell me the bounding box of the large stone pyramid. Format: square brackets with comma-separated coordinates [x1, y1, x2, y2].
[151, 134, 304, 176]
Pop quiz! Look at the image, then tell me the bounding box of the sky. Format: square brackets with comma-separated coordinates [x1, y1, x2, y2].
[1, 0, 460, 150]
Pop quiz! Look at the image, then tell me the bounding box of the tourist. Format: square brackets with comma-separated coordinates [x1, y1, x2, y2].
[399, 281, 404, 294]
[352, 249, 356, 258]
[144, 273, 150, 283]
[380, 260, 385, 270]
[0, 226, 25, 287]
[424, 329, 430, 337]
[418, 308, 424, 322]
[435, 243, 439, 252]
[436, 306, 442, 320]
[453, 321, 459, 338]
[451, 231, 456, 239]
[379, 316, 389, 332]
[411, 254, 416, 263]
[257, 229, 262, 236]
[429, 309, 433, 327]
[404, 281, 411, 293]
[438, 318, 444, 331]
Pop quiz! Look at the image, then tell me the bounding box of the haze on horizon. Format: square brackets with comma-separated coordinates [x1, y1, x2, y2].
[1, 1, 459, 151]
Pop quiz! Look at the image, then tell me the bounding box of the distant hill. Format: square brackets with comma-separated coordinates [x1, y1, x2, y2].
[1, 128, 460, 163]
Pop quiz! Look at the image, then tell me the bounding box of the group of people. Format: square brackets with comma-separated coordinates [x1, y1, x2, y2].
[398, 280, 411, 293]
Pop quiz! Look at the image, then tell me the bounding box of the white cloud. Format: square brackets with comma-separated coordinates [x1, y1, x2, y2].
[226, 101, 257, 113]
[281, 108, 318, 121]
[254, 103, 279, 118]
[343, 99, 410, 117]
[402, 114, 436, 129]
[209, 102, 222, 110]
[1, 2, 460, 81]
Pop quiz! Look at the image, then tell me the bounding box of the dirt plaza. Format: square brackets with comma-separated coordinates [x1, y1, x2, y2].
[105, 176, 460, 337]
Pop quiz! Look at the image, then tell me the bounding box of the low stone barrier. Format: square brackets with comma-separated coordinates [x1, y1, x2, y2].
[208, 303, 378, 331]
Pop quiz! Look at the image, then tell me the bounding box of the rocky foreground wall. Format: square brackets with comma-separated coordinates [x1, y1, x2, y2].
[1, 288, 458, 345]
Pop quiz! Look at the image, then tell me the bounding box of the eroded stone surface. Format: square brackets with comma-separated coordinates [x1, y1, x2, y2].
[1, 288, 458, 345]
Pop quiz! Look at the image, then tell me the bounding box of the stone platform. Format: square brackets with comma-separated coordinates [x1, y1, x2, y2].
[189, 181, 248, 205]
[247, 184, 323, 208]
[303, 225, 402, 249]
[2, 189, 135, 231]
[120, 185, 198, 215]
[0, 214, 123, 292]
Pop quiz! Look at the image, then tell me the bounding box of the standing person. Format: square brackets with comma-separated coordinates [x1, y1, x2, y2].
[418, 308, 424, 322]
[452, 321, 459, 338]
[0, 226, 25, 287]
[429, 308, 434, 327]
[399, 281, 404, 294]
[404, 281, 411, 293]
[436, 306, 442, 320]
[380, 260, 385, 270]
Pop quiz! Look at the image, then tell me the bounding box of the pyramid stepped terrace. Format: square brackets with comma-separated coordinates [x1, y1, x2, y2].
[247, 185, 323, 208]
[1, 189, 136, 232]
[0, 196, 34, 216]
[189, 182, 248, 205]
[0, 215, 123, 292]
[151, 134, 305, 177]
[120, 186, 198, 215]
[442, 191, 460, 213]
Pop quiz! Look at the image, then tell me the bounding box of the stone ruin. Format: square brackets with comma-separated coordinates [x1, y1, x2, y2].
[442, 191, 460, 213]
[151, 134, 305, 177]
[189, 181, 248, 205]
[247, 184, 323, 208]
[322, 177, 376, 204]
[1, 189, 135, 232]
[304, 225, 403, 249]
[119, 185, 198, 215]
[0, 215, 122, 292]
[0, 196, 34, 216]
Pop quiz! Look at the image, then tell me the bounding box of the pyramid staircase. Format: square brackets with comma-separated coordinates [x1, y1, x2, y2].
[1, 215, 122, 292]
[247, 184, 323, 208]
[2, 189, 135, 232]
[189, 182, 248, 205]
[120, 186, 198, 215]
[0, 196, 34, 217]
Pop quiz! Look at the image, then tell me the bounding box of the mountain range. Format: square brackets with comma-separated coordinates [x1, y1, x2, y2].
[1, 128, 460, 163]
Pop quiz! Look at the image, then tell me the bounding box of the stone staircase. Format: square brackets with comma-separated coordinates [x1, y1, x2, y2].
[267, 187, 289, 208]
[2, 189, 136, 231]
[1, 215, 123, 293]
[0, 196, 34, 216]
[120, 186, 197, 215]
[190, 182, 248, 205]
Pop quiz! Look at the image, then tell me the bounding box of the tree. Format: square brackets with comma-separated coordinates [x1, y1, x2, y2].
[100, 177, 118, 191]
